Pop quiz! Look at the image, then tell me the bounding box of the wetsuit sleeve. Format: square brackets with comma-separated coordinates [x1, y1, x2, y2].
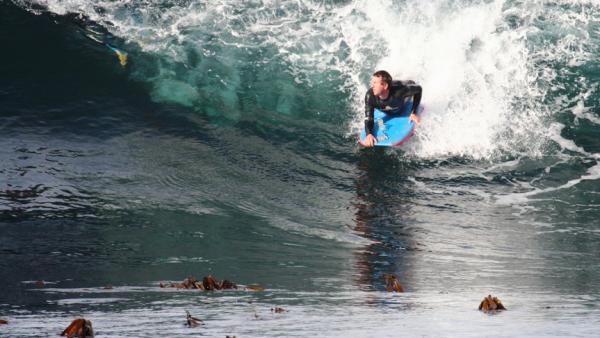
[402, 81, 422, 115]
[364, 89, 375, 136]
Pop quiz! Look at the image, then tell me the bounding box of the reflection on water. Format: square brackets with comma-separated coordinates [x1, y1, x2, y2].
[352, 150, 415, 293]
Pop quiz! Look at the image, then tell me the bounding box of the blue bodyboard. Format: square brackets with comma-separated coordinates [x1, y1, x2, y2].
[359, 102, 423, 147]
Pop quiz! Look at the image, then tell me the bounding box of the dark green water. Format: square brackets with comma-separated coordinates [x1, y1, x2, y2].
[2, 0, 600, 336]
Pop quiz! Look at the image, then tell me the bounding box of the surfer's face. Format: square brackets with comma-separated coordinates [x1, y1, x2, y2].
[371, 76, 388, 97]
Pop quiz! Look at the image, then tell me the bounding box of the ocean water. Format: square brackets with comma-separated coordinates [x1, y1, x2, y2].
[1, 0, 600, 337]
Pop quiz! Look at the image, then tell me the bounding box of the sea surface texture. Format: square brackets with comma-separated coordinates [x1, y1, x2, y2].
[1, 0, 600, 337]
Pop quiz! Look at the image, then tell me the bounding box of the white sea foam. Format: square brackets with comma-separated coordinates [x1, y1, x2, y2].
[360, 1, 551, 159]
[54, 298, 127, 305]
[570, 85, 600, 124]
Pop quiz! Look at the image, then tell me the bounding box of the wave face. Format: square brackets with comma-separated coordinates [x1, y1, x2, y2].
[3, 1, 600, 337]
[15, 0, 599, 159]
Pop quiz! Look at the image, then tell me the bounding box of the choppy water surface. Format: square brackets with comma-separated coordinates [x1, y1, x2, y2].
[2, 0, 600, 337]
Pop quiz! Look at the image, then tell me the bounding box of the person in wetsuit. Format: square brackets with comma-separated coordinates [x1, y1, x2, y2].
[363, 70, 422, 147]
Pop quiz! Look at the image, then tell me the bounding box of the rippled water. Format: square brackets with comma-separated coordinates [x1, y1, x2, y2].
[2, 0, 600, 337]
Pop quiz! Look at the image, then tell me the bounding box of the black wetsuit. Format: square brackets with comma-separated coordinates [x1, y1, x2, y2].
[364, 80, 422, 136]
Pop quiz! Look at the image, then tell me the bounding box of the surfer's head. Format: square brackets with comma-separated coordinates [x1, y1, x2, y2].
[371, 70, 392, 97]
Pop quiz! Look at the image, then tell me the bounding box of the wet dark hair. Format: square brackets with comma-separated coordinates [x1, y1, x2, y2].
[372, 70, 392, 87]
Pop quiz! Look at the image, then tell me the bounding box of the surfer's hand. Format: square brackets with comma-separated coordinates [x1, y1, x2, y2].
[410, 113, 420, 124]
[363, 134, 377, 147]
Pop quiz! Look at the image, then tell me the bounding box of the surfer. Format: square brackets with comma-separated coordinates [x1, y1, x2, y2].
[363, 70, 422, 147]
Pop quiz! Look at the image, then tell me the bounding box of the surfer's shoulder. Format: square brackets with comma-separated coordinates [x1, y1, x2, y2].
[391, 80, 417, 87]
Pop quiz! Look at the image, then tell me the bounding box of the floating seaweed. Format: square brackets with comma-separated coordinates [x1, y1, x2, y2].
[479, 295, 507, 312]
[219, 279, 237, 290]
[245, 285, 265, 292]
[60, 318, 94, 338]
[383, 274, 404, 292]
[185, 311, 203, 328]
[160, 276, 203, 289]
[160, 275, 263, 292]
[0, 319, 8, 325]
[202, 275, 219, 290]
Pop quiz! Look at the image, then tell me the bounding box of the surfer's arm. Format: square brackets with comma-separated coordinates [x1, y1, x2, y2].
[411, 88, 422, 116]
[400, 81, 422, 115]
[364, 90, 376, 135]
[409, 89, 422, 123]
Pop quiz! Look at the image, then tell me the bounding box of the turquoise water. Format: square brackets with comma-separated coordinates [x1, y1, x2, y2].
[2, 0, 600, 337]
